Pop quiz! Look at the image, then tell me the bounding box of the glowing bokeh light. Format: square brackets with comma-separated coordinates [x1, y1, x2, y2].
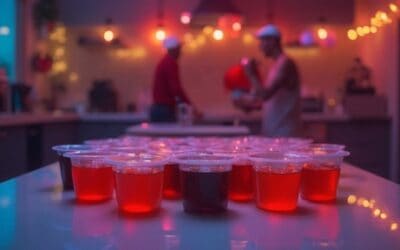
[203, 26, 214, 35]
[155, 28, 166, 41]
[213, 29, 224, 41]
[389, 3, 398, 13]
[103, 30, 114, 42]
[317, 28, 328, 40]
[347, 29, 358, 40]
[373, 209, 381, 217]
[180, 12, 191, 24]
[232, 22, 242, 31]
[347, 195, 357, 204]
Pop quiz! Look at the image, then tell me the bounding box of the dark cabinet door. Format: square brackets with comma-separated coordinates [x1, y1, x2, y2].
[0, 126, 27, 182]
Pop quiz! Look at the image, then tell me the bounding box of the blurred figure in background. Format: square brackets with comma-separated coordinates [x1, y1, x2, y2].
[233, 24, 302, 137]
[150, 36, 201, 123]
[345, 57, 375, 95]
[88, 79, 118, 112]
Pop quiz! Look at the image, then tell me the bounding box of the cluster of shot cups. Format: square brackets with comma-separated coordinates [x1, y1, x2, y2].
[53, 136, 349, 214]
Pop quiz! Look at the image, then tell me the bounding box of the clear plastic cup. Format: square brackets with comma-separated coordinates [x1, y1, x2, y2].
[295, 148, 350, 202]
[52, 144, 96, 190]
[175, 154, 233, 214]
[106, 153, 167, 214]
[210, 146, 255, 202]
[249, 152, 309, 212]
[64, 151, 115, 202]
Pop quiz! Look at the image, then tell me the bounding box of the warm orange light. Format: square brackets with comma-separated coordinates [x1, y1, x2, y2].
[373, 208, 381, 217]
[380, 212, 388, 220]
[196, 35, 206, 45]
[203, 26, 214, 35]
[103, 30, 114, 42]
[183, 33, 194, 43]
[155, 28, 166, 41]
[213, 29, 224, 41]
[180, 12, 191, 24]
[347, 29, 358, 40]
[232, 22, 242, 31]
[347, 195, 357, 204]
[390, 223, 398, 231]
[370, 26, 378, 33]
[389, 3, 398, 13]
[317, 28, 328, 40]
[356, 27, 365, 36]
[362, 26, 370, 35]
[371, 17, 383, 27]
[242, 32, 254, 44]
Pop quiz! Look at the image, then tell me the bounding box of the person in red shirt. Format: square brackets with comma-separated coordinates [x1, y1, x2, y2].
[150, 36, 199, 122]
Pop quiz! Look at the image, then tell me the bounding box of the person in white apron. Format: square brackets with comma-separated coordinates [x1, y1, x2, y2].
[235, 24, 302, 137]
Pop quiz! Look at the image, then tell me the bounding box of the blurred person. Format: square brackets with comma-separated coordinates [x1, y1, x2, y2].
[150, 36, 201, 123]
[234, 24, 302, 137]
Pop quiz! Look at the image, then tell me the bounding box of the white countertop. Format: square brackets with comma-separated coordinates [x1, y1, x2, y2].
[0, 163, 399, 249]
[126, 123, 250, 136]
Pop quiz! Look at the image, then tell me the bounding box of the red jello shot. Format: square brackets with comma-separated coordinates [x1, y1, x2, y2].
[298, 148, 350, 202]
[250, 152, 308, 212]
[175, 154, 233, 214]
[107, 154, 167, 214]
[64, 151, 115, 202]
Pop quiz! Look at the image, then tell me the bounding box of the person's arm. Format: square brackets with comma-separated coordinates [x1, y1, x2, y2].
[246, 58, 293, 101]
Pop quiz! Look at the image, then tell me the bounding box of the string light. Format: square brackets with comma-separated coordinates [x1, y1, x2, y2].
[155, 27, 166, 41]
[232, 22, 242, 31]
[389, 3, 398, 13]
[317, 28, 328, 40]
[356, 27, 365, 36]
[203, 26, 214, 35]
[242, 32, 254, 45]
[103, 30, 114, 42]
[180, 12, 191, 25]
[362, 26, 370, 35]
[213, 29, 224, 41]
[347, 29, 358, 40]
[390, 223, 398, 231]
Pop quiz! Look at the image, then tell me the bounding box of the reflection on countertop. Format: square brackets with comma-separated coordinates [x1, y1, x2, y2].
[0, 162, 399, 249]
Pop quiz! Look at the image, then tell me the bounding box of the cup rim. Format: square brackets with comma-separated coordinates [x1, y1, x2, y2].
[105, 153, 168, 168]
[174, 153, 234, 166]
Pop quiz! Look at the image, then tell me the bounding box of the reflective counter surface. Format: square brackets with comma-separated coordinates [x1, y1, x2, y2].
[0, 163, 399, 250]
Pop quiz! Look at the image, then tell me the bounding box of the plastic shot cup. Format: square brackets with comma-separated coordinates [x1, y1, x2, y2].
[64, 151, 115, 202]
[210, 146, 255, 202]
[175, 154, 233, 214]
[297, 148, 350, 202]
[249, 152, 309, 212]
[52, 144, 95, 190]
[106, 154, 167, 214]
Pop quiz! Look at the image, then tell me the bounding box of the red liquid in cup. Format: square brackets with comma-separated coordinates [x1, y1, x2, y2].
[181, 170, 229, 213]
[229, 163, 254, 201]
[256, 169, 301, 212]
[72, 165, 114, 202]
[163, 164, 181, 199]
[301, 164, 340, 202]
[114, 169, 163, 213]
